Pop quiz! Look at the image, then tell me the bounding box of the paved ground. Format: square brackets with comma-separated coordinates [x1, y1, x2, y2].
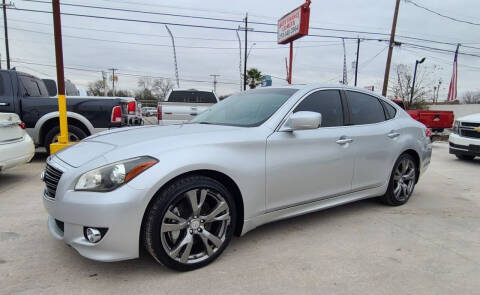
[0, 142, 479, 295]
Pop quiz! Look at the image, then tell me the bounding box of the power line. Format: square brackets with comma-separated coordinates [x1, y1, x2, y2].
[8, 58, 241, 85]
[7, 18, 342, 44]
[9, 6, 480, 58]
[15, 0, 480, 50]
[405, 0, 480, 26]
[4, 26, 344, 50]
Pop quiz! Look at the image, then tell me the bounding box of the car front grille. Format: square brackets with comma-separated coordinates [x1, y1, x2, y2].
[461, 122, 480, 128]
[460, 129, 480, 139]
[44, 164, 63, 199]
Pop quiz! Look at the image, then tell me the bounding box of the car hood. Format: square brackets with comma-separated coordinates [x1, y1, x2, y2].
[458, 113, 480, 123]
[55, 124, 242, 167]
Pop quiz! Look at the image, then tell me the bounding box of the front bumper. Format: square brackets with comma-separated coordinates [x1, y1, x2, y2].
[449, 133, 480, 157]
[43, 159, 147, 262]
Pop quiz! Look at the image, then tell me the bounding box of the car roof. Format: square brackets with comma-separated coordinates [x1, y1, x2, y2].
[251, 84, 386, 99]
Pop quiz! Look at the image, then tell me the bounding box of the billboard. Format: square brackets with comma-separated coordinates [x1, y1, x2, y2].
[277, 1, 311, 44]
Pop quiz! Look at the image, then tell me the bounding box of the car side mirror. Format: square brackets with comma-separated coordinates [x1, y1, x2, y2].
[283, 111, 322, 131]
[42, 79, 58, 97]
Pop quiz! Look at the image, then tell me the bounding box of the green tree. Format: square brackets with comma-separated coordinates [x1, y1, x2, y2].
[246, 68, 263, 89]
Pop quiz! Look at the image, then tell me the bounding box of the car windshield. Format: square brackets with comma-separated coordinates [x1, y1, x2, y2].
[190, 88, 298, 127]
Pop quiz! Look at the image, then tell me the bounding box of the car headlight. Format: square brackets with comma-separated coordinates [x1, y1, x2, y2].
[452, 120, 459, 134]
[75, 156, 158, 192]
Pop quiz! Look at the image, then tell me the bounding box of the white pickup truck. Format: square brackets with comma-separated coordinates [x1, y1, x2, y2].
[449, 113, 480, 160]
[157, 89, 219, 125]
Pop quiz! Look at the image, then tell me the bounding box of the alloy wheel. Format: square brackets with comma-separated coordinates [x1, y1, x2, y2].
[392, 158, 416, 201]
[160, 188, 231, 264]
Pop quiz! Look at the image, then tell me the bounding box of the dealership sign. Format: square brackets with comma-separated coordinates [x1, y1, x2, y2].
[277, 1, 311, 44]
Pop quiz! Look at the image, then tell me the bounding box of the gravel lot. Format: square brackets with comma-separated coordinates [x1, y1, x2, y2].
[1, 142, 479, 295]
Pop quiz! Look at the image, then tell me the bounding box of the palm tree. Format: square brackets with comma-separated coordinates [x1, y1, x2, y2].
[246, 68, 263, 89]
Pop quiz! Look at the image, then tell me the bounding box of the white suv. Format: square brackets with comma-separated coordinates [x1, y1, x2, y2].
[449, 113, 480, 160]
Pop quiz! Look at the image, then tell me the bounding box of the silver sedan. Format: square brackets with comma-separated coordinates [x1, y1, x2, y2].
[42, 85, 431, 271]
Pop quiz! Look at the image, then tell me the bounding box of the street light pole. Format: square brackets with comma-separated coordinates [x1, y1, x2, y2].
[410, 57, 426, 104]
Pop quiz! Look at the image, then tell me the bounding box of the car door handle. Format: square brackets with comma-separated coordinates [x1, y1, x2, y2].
[336, 138, 353, 144]
[0, 102, 9, 106]
[387, 131, 400, 139]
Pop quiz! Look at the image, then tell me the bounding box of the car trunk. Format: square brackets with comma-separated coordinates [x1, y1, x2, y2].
[0, 113, 24, 143]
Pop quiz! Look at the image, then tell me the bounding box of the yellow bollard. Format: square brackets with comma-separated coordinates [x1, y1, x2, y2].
[49, 94, 72, 154]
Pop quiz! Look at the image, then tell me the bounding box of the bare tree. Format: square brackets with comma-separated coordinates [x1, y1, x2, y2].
[388, 63, 438, 108]
[137, 76, 153, 91]
[461, 91, 480, 104]
[152, 78, 174, 101]
[87, 80, 105, 96]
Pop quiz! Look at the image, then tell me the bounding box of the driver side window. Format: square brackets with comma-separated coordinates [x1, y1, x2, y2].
[293, 90, 344, 127]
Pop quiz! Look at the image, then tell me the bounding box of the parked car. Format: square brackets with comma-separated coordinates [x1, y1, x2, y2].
[449, 113, 480, 160]
[42, 85, 431, 271]
[142, 107, 157, 117]
[0, 113, 34, 172]
[157, 89, 218, 125]
[0, 70, 142, 152]
[392, 99, 454, 132]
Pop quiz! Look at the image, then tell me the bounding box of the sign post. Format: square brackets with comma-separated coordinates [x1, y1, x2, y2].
[50, 0, 72, 154]
[277, 0, 311, 84]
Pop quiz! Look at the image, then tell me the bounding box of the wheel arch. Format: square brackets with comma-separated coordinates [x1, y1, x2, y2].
[140, 169, 245, 245]
[401, 148, 421, 183]
[36, 112, 94, 146]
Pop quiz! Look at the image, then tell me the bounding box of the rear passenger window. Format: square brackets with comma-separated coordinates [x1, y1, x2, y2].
[19, 76, 41, 97]
[381, 100, 397, 119]
[293, 90, 344, 127]
[346, 91, 385, 125]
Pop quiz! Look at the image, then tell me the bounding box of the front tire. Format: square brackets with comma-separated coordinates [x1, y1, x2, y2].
[143, 175, 236, 271]
[380, 153, 417, 206]
[44, 125, 87, 153]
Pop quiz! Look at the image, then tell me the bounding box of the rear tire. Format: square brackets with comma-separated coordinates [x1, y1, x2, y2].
[456, 154, 475, 161]
[380, 153, 417, 206]
[44, 125, 87, 153]
[143, 175, 236, 271]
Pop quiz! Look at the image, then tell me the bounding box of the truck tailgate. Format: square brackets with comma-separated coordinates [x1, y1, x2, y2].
[160, 102, 213, 122]
[408, 110, 454, 129]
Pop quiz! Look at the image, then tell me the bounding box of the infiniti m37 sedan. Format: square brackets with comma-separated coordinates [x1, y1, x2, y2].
[42, 85, 431, 271]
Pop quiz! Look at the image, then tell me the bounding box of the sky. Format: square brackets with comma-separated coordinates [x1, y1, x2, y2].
[3, 0, 480, 100]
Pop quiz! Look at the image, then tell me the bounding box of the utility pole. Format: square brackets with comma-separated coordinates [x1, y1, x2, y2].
[50, 0, 70, 154]
[354, 38, 360, 86]
[210, 74, 220, 93]
[238, 14, 253, 91]
[109, 68, 117, 96]
[382, 0, 401, 97]
[101, 71, 107, 96]
[2, 0, 12, 69]
[243, 13, 248, 91]
[165, 25, 180, 88]
[235, 29, 242, 91]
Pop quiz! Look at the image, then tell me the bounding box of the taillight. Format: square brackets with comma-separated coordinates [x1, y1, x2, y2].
[111, 106, 122, 123]
[425, 128, 432, 137]
[18, 122, 26, 129]
[128, 101, 136, 115]
[157, 105, 162, 120]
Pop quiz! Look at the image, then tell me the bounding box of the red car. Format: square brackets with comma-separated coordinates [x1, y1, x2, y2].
[392, 99, 454, 132]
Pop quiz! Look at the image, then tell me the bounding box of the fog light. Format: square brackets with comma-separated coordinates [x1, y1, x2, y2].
[86, 228, 102, 243]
